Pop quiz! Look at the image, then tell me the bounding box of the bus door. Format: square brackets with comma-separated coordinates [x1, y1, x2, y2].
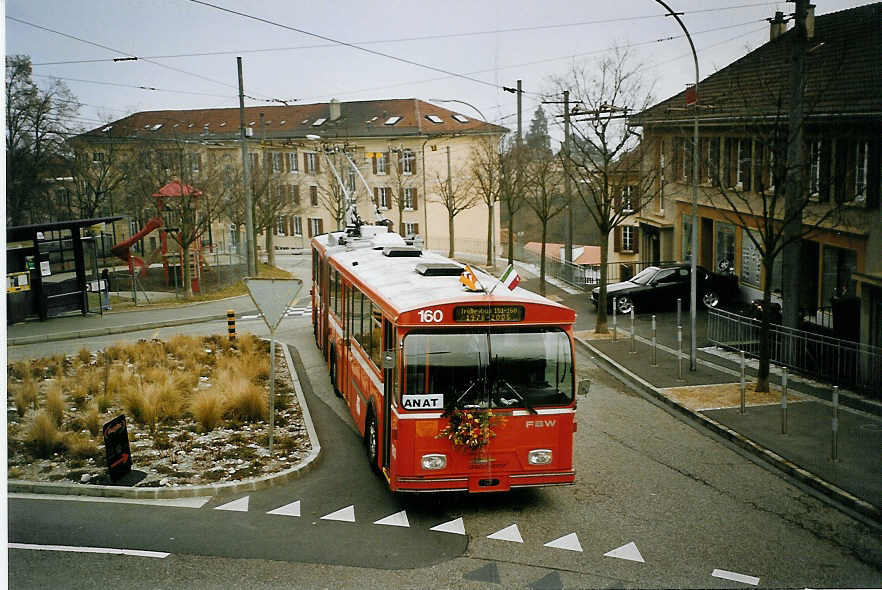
[382, 318, 395, 471]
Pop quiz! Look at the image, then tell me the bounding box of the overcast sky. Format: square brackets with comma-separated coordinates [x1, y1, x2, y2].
[4, 0, 870, 141]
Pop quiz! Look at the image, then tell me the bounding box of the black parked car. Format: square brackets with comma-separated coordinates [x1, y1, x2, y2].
[591, 264, 738, 315]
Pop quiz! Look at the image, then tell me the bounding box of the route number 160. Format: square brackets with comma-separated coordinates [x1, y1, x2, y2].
[418, 309, 443, 323]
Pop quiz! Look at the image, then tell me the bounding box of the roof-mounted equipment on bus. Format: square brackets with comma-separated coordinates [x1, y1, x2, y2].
[383, 246, 422, 258]
[415, 262, 464, 277]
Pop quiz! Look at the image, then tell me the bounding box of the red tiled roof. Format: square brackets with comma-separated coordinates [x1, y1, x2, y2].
[631, 3, 882, 125]
[83, 98, 507, 141]
[152, 181, 202, 197]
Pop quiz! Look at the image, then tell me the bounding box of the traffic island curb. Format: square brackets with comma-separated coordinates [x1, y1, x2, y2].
[575, 337, 882, 526]
[8, 341, 322, 500]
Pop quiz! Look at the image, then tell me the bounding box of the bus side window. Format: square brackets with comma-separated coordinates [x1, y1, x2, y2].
[370, 302, 383, 368]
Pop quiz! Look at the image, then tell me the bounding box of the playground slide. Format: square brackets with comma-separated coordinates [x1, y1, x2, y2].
[110, 217, 162, 277]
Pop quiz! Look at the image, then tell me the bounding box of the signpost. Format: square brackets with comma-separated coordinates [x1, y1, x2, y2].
[244, 278, 303, 454]
[102, 415, 132, 481]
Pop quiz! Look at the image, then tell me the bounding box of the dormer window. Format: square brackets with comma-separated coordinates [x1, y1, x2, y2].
[312, 118, 327, 126]
[425, 115, 443, 124]
[151, 123, 163, 131]
[188, 123, 195, 128]
[452, 114, 469, 123]
[280, 120, 287, 125]
[249, 121, 255, 126]
[101, 126, 113, 132]
[219, 121, 227, 127]
[301, 119, 309, 124]
[384, 116, 402, 125]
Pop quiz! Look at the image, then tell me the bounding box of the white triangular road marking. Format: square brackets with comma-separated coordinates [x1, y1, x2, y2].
[544, 532, 583, 552]
[712, 569, 759, 586]
[373, 510, 409, 527]
[214, 496, 249, 512]
[429, 517, 466, 535]
[267, 500, 301, 517]
[320, 505, 355, 522]
[603, 541, 645, 563]
[487, 524, 524, 543]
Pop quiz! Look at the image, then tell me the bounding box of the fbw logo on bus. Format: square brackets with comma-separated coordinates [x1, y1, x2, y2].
[525, 419, 557, 428]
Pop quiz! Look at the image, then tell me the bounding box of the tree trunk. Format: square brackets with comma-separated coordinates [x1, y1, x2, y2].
[507, 201, 515, 266]
[486, 202, 494, 267]
[252, 227, 260, 275]
[594, 235, 609, 333]
[756, 261, 775, 392]
[181, 245, 193, 298]
[539, 221, 548, 296]
[448, 214, 455, 259]
[265, 230, 275, 267]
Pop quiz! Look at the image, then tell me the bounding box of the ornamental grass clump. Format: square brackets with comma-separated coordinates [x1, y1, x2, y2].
[224, 376, 267, 423]
[14, 377, 39, 417]
[27, 412, 62, 458]
[62, 431, 101, 460]
[84, 405, 103, 437]
[189, 389, 226, 432]
[45, 383, 66, 427]
[77, 347, 92, 366]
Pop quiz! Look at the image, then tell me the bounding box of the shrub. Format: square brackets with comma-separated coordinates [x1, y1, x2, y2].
[27, 412, 62, 458]
[45, 383, 66, 427]
[224, 377, 267, 423]
[14, 378, 38, 417]
[241, 353, 271, 383]
[171, 371, 198, 398]
[122, 386, 156, 431]
[62, 432, 101, 460]
[77, 347, 92, 366]
[105, 367, 133, 400]
[190, 389, 225, 431]
[84, 406, 103, 437]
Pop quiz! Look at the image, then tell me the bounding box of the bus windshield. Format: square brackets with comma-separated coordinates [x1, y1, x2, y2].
[403, 328, 573, 410]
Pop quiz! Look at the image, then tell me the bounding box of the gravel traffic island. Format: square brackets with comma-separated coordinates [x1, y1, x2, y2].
[6, 333, 314, 492]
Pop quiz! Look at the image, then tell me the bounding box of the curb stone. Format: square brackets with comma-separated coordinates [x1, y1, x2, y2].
[8, 340, 321, 499]
[575, 336, 882, 526]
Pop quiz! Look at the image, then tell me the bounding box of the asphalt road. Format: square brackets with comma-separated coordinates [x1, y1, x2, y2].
[7, 254, 882, 589]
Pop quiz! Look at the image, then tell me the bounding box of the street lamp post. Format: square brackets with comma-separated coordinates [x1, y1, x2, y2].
[654, 0, 699, 371]
[429, 98, 496, 267]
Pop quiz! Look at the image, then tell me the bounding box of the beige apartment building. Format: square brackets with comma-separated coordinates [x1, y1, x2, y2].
[76, 98, 506, 259]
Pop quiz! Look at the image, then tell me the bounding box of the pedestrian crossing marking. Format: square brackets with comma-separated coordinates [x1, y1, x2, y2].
[320, 505, 356, 522]
[241, 305, 311, 322]
[214, 496, 249, 512]
[267, 500, 301, 517]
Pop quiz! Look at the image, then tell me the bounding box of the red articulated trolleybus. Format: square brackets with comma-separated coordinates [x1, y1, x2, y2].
[311, 224, 578, 493]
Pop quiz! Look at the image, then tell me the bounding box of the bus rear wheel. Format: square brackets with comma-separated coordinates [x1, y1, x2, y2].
[365, 412, 380, 473]
[329, 350, 342, 397]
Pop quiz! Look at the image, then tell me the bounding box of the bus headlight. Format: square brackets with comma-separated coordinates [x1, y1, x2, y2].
[528, 449, 552, 465]
[421, 454, 447, 470]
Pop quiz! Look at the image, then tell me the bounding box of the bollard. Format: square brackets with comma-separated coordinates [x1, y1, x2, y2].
[651, 315, 658, 367]
[612, 298, 617, 342]
[227, 309, 237, 341]
[677, 298, 682, 329]
[781, 367, 789, 434]
[677, 325, 684, 381]
[629, 309, 636, 354]
[831, 385, 839, 461]
[740, 350, 746, 414]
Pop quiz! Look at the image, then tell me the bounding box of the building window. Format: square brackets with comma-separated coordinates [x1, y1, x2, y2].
[272, 152, 282, 173]
[277, 216, 287, 236]
[715, 222, 736, 273]
[623, 226, 635, 251]
[308, 217, 323, 237]
[375, 152, 387, 175]
[377, 187, 390, 209]
[305, 152, 317, 174]
[347, 169, 357, 192]
[855, 140, 868, 203]
[249, 153, 259, 171]
[92, 152, 104, 164]
[741, 232, 762, 288]
[189, 154, 201, 173]
[310, 185, 318, 207]
[736, 138, 752, 191]
[404, 187, 418, 210]
[681, 214, 693, 261]
[293, 216, 303, 236]
[809, 140, 821, 196]
[404, 222, 419, 236]
[621, 185, 633, 213]
[402, 149, 415, 175]
[658, 152, 665, 212]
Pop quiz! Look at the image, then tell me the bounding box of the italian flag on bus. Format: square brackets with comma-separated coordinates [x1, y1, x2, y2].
[499, 264, 521, 291]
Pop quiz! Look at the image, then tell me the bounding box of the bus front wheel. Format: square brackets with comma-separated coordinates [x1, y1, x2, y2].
[365, 412, 380, 473]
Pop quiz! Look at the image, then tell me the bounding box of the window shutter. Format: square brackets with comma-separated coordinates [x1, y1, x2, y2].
[633, 227, 640, 254]
[867, 139, 880, 208]
[372, 154, 377, 174]
[614, 192, 622, 212]
[283, 153, 289, 173]
[374, 187, 378, 204]
[304, 153, 308, 173]
[398, 152, 403, 174]
[819, 139, 832, 201]
[288, 216, 294, 236]
[318, 218, 324, 234]
[293, 185, 300, 205]
[614, 226, 622, 252]
[412, 189, 418, 211]
[308, 220, 313, 238]
[727, 138, 737, 188]
[413, 223, 419, 234]
[315, 153, 321, 173]
[412, 152, 418, 175]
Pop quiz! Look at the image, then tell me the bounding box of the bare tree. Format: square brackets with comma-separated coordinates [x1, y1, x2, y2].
[317, 150, 355, 231]
[434, 154, 478, 258]
[388, 148, 418, 234]
[522, 146, 568, 295]
[6, 55, 80, 225]
[471, 137, 502, 266]
[498, 136, 527, 265]
[553, 47, 658, 333]
[67, 128, 128, 219]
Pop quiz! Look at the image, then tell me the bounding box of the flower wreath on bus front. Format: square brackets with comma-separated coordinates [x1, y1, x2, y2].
[437, 408, 505, 451]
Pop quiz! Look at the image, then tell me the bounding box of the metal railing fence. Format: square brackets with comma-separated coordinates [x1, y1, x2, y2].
[707, 307, 882, 398]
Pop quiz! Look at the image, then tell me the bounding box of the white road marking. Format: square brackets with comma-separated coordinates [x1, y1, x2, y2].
[712, 569, 760, 586]
[214, 496, 249, 512]
[373, 510, 409, 527]
[603, 541, 645, 563]
[9, 493, 211, 508]
[544, 532, 583, 552]
[487, 524, 524, 543]
[267, 500, 301, 517]
[9, 543, 169, 559]
[430, 517, 466, 535]
[320, 505, 356, 522]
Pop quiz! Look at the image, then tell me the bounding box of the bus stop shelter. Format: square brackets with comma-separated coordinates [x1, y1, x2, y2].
[6, 216, 122, 323]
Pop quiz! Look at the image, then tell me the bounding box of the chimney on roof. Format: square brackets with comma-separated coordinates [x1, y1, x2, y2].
[329, 98, 341, 121]
[806, 4, 815, 40]
[769, 11, 787, 41]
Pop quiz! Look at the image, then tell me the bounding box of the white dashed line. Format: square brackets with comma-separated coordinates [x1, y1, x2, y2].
[712, 568, 760, 586]
[9, 543, 169, 559]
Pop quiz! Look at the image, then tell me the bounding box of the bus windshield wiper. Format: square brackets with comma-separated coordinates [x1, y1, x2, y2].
[446, 379, 479, 411]
[498, 378, 537, 414]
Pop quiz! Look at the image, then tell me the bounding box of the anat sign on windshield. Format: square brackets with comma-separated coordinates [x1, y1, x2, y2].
[402, 393, 444, 410]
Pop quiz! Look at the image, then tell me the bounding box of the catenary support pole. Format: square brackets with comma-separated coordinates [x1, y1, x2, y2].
[237, 57, 255, 277]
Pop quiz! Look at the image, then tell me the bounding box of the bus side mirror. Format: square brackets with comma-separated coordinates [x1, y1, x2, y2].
[577, 379, 591, 396]
[383, 350, 395, 369]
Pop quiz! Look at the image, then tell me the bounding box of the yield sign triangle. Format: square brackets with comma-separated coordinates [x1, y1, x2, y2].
[430, 517, 466, 535]
[320, 505, 356, 522]
[544, 532, 583, 552]
[244, 278, 303, 331]
[267, 500, 301, 517]
[603, 541, 645, 563]
[215, 496, 249, 512]
[487, 524, 524, 543]
[373, 510, 409, 527]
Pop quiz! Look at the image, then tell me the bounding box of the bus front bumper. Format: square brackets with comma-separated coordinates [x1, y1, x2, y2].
[394, 471, 575, 493]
